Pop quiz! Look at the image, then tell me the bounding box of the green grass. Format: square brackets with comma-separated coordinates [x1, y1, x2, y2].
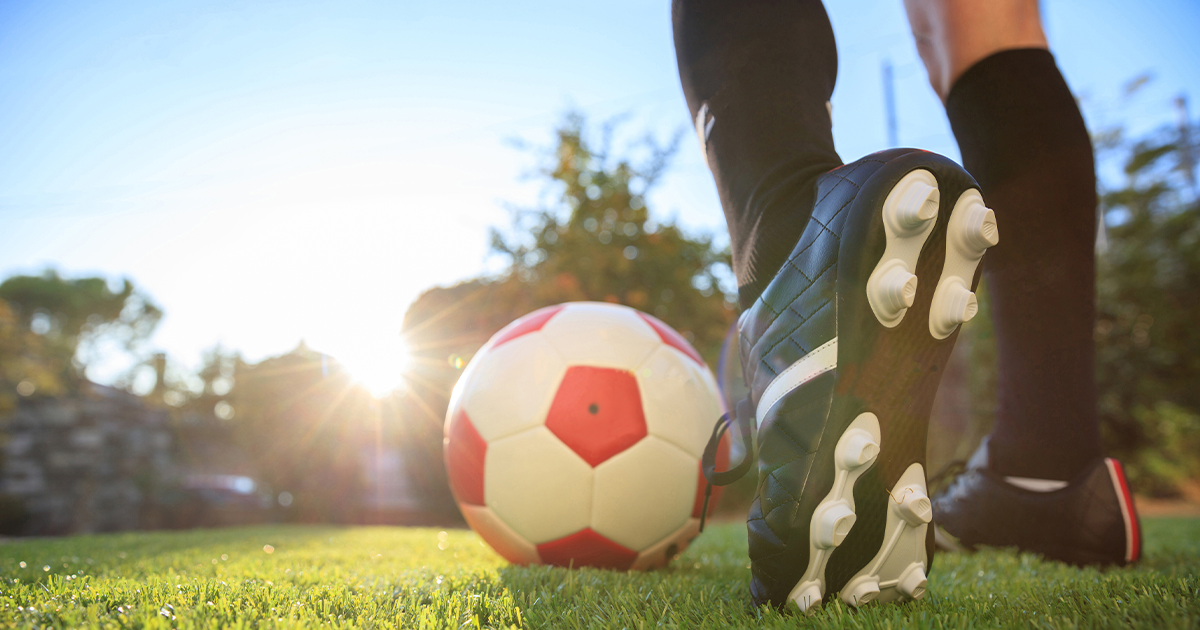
[1, 518, 1198, 629]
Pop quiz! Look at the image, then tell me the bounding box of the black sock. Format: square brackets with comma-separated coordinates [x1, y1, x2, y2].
[672, 0, 843, 307]
[946, 49, 1103, 480]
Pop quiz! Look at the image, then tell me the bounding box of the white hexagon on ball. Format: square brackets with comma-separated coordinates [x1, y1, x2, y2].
[460, 333, 567, 442]
[486, 426, 594, 545]
[541, 302, 661, 370]
[591, 435, 696, 551]
[636, 345, 723, 459]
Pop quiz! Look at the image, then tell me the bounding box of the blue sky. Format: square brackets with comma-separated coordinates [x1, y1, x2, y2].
[1, 0, 1197, 393]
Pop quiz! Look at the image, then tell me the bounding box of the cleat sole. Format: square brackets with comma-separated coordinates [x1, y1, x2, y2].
[841, 463, 933, 606]
[786, 412, 881, 613]
[929, 189, 998, 339]
[867, 169, 940, 327]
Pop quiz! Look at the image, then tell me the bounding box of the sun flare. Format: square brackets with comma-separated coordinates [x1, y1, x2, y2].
[337, 335, 412, 398]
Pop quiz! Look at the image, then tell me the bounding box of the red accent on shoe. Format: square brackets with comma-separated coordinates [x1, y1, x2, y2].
[1105, 458, 1141, 563]
[492, 305, 566, 348]
[636, 312, 705, 367]
[445, 409, 487, 506]
[536, 528, 638, 570]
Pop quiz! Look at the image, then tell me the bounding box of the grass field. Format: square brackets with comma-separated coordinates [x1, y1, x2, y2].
[1, 518, 1198, 629]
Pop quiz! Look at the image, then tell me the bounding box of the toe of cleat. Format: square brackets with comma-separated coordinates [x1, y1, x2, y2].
[896, 564, 928, 599]
[814, 502, 857, 549]
[838, 429, 880, 469]
[894, 487, 933, 527]
[842, 577, 881, 607]
[788, 582, 823, 613]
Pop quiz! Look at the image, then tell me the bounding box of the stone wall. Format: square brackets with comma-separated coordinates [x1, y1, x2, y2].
[0, 383, 175, 535]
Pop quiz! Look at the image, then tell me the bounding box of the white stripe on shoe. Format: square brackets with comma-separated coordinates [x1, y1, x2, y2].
[756, 337, 838, 427]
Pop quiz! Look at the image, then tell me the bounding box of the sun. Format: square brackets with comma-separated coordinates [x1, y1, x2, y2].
[337, 335, 412, 398]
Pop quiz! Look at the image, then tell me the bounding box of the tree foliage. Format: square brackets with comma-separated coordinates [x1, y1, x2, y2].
[0, 270, 161, 379]
[1094, 122, 1200, 495]
[0, 300, 70, 415]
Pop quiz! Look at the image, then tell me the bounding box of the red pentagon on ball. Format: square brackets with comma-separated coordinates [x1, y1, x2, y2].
[536, 528, 639, 570]
[545, 366, 647, 467]
[636, 312, 704, 366]
[444, 409, 487, 506]
[490, 304, 566, 349]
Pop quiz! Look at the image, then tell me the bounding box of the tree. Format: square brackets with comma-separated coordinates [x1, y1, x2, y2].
[225, 343, 382, 522]
[0, 270, 161, 381]
[1093, 121, 1200, 496]
[396, 113, 737, 514]
[0, 299, 70, 415]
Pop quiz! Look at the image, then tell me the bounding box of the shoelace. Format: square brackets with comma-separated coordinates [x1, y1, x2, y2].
[698, 397, 756, 532]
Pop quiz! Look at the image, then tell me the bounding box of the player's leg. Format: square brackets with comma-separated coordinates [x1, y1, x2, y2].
[677, 0, 999, 610]
[673, 0, 842, 308]
[903, 0, 1141, 565]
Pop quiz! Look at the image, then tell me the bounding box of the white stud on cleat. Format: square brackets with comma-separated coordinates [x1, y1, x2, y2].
[786, 414, 881, 611]
[868, 262, 918, 324]
[814, 501, 857, 549]
[957, 201, 999, 255]
[841, 463, 931, 605]
[838, 429, 880, 470]
[868, 170, 940, 328]
[788, 582, 823, 613]
[930, 189, 997, 339]
[929, 278, 978, 339]
[894, 487, 933, 526]
[896, 564, 928, 599]
[841, 577, 881, 606]
[885, 180, 940, 235]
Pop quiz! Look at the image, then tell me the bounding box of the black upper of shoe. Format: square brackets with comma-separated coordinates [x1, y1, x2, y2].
[933, 439, 1140, 567]
[732, 148, 979, 607]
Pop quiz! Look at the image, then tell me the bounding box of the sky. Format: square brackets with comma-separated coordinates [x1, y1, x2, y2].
[1, 0, 1198, 395]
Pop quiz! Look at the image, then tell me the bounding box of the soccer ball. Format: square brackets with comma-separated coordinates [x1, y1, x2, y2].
[443, 301, 728, 570]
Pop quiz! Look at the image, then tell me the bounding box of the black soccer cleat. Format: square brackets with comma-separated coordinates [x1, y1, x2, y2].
[702, 148, 998, 611]
[932, 438, 1142, 567]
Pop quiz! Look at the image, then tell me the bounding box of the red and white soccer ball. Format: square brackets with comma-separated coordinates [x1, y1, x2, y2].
[443, 302, 728, 570]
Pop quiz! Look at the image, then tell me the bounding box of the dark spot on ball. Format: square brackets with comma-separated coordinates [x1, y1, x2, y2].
[588, 403, 599, 415]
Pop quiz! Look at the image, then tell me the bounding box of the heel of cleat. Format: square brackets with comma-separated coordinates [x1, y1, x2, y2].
[929, 278, 978, 339]
[929, 189, 997, 339]
[868, 170, 940, 328]
[883, 174, 940, 236]
[956, 200, 999, 255]
[869, 262, 919, 323]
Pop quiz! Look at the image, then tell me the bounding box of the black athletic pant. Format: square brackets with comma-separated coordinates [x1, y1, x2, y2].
[673, 0, 1102, 480]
